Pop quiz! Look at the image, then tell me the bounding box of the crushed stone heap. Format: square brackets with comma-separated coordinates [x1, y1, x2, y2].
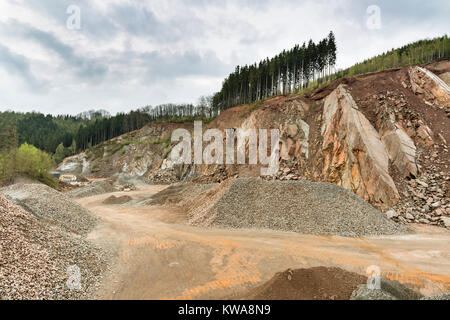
[0, 195, 107, 300]
[0, 183, 98, 236]
[187, 178, 407, 237]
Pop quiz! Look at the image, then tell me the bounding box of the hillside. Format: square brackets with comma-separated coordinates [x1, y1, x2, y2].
[58, 60, 450, 228]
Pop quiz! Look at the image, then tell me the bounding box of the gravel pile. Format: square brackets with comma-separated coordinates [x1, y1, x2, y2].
[350, 277, 423, 300]
[147, 182, 215, 207]
[391, 170, 450, 228]
[420, 292, 450, 300]
[0, 195, 109, 300]
[187, 178, 407, 236]
[0, 183, 98, 236]
[67, 180, 116, 199]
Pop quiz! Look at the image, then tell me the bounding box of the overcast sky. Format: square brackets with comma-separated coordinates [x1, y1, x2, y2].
[0, 0, 448, 115]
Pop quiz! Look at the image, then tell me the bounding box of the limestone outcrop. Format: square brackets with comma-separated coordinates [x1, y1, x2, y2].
[320, 84, 399, 208]
[409, 66, 450, 107]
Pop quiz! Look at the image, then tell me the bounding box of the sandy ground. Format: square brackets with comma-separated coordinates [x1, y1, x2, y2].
[77, 185, 450, 300]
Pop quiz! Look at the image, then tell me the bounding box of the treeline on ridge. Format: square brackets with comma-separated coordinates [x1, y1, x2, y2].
[1, 34, 448, 165]
[212, 32, 337, 111]
[334, 35, 450, 78]
[0, 98, 215, 158]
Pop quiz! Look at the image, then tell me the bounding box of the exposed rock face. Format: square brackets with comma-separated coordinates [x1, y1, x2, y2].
[62, 61, 449, 223]
[238, 98, 310, 164]
[58, 153, 90, 175]
[58, 123, 192, 179]
[380, 121, 418, 178]
[319, 84, 399, 209]
[409, 66, 450, 107]
[439, 72, 450, 86]
[279, 120, 310, 161]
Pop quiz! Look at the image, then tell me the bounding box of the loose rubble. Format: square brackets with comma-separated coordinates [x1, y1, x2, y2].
[186, 178, 407, 237]
[0, 183, 98, 236]
[0, 195, 109, 300]
[350, 277, 423, 300]
[67, 180, 116, 199]
[390, 162, 450, 228]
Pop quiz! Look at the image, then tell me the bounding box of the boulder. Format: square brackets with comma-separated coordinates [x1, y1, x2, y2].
[441, 217, 450, 228]
[385, 210, 397, 219]
[381, 124, 418, 178]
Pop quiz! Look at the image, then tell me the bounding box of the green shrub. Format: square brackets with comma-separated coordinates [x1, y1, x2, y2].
[16, 143, 54, 178]
[0, 143, 57, 187]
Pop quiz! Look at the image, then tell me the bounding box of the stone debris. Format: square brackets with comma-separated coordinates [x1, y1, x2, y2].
[67, 180, 116, 199]
[0, 195, 109, 300]
[0, 183, 98, 236]
[351, 277, 425, 300]
[186, 178, 407, 237]
[146, 182, 214, 207]
[420, 292, 450, 300]
[390, 168, 450, 228]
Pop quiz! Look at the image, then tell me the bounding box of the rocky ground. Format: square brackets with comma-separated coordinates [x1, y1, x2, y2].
[67, 180, 117, 199]
[232, 266, 449, 300]
[0, 183, 98, 236]
[184, 178, 407, 237]
[390, 168, 450, 228]
[0, 195, 109, 300]
[55, 62, 450, 234]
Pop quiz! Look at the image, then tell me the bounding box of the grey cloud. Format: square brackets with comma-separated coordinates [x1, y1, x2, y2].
[110, 49, 230, 83]
[1, 0, 449, 115]
[18, 0, 119, 39]
[19, 0, 202, 43]
[142, 50, 229, 79]
[1, 20, 108, 81]
[110, 4, 183, 42]
[0, 43, 48, 92]
[334, 0, 450, 29]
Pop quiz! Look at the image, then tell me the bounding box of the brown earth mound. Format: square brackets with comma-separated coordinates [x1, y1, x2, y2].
[238, 267, 367, 300]
[102, 195, 132, 205]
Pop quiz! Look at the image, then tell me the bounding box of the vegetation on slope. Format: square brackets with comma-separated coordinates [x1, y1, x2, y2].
[334, 35, 450, 78]
[0, 103, 215, 159]
[0, 35, 448, 162]
[212, 32, 337, 110]
[0, 143, 56, 187]
[213, 34, 449, 111]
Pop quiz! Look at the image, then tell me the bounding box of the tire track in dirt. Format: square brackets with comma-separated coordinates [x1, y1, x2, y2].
[79, 186, 450, 299]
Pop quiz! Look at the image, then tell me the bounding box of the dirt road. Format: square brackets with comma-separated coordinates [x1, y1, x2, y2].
[77, 185, 450, 299]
